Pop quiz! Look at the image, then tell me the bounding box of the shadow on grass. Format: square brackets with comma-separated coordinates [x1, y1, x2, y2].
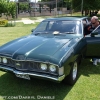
[0, 72, 72, 100]
[0, 59, 100, 100]
[78, 58, 100, 78]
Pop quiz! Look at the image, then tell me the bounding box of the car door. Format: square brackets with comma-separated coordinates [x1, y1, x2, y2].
[85, 25, 100, 57]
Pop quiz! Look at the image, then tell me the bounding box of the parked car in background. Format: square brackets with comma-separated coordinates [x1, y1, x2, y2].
[0, 17, 100, 85]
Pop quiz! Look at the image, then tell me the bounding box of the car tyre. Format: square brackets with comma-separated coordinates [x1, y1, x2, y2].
[63, 61, 78, 86]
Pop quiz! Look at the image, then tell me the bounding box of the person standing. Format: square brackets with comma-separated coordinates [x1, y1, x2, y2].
[84, 16, 100, 65]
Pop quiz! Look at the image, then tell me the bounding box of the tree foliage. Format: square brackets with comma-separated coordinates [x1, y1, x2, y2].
[0, 0, 5, 16]
[19, 3, 29, 12]
[72, 0, 100, 11]
[0, 0, 16, 19]
[72, 0, 100, 16]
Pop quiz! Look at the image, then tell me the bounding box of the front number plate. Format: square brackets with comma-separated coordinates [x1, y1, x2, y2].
[15, 74, 30, 80]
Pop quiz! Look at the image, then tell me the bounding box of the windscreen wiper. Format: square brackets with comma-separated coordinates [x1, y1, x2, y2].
[34, 32, 48, 35]
[62, 32, 75, 34]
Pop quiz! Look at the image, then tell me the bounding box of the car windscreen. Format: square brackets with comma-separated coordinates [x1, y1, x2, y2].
[32, 20, 82, 34]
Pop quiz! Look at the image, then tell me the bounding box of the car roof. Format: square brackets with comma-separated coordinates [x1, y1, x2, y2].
[44, 17, 88, 21]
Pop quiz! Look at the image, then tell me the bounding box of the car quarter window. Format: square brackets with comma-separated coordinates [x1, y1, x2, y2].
[87, 17, 91, 23]
[82, 18, 91, 26]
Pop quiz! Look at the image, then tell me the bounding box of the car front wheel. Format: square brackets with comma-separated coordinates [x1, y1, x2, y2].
[63, 61, 78, 85]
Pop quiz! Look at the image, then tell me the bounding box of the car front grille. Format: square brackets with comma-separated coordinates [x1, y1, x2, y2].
[0, 57, 58, 75]
[0, 57, 40, 71]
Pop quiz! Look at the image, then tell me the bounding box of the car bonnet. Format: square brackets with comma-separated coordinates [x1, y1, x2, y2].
[0, 35, 72, 61]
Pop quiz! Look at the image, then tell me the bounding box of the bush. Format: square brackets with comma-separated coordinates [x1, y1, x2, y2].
[5, 20, 16, 27]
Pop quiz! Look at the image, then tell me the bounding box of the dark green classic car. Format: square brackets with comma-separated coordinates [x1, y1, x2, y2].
[0, 17, 100, 85]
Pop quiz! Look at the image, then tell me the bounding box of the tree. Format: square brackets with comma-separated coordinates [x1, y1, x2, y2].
[19, 3, 29, 12]
[0, 0, 6, 16]
[0, 0, 16, 19]
[72, 0, 100, 16]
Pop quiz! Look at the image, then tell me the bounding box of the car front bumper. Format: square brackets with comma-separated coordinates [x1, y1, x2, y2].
[0, 65, 65, 82]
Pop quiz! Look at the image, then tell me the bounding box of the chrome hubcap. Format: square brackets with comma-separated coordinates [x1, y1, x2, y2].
[72, 62, 77, 80]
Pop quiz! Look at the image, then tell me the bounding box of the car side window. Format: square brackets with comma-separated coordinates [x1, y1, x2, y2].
[82, 19, 88, 35]
[82, 19, 87, 27]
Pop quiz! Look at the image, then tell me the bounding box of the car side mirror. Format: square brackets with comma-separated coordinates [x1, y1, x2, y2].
[91, 31, 98, 37]
[31, 29, 34, 32]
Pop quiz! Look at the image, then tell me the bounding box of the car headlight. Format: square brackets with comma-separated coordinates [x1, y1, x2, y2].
[3, 57, 7, 64]
[49, 65, 56, 72]
[40, 63, 47, 71]
[0, 57, 1, 62]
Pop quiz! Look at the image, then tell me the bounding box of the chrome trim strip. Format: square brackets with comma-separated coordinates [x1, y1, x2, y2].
[0, 53, 12, 56]
[0, 65, 65, 82]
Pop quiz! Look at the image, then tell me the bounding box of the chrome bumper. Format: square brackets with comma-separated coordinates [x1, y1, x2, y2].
[0, 65, 65, 82]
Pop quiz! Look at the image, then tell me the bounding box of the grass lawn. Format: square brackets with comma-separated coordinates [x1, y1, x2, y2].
[0, 22, 100, 100]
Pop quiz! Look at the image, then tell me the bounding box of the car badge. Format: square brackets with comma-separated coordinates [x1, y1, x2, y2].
[16, 63, 20, 66]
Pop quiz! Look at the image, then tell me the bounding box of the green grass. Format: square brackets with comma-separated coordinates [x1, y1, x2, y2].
[0, 22, 100, 100]
[0, 22, 39, 45]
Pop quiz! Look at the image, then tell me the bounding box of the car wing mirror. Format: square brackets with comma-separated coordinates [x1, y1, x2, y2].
[91, 31, 98, 37]
[31, 29, 34, 32]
